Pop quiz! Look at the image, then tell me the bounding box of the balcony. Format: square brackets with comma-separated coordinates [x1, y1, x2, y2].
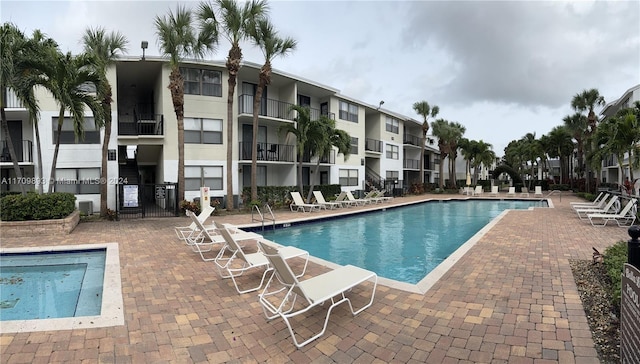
[302, 149, 335, 164]
[237, 95, 334, 122]
[239, 142, 295, 162]
[603, 154, 618, 167]
[403, 133, 421, 146]
[404, 158, 419, 169]
[1, 140, 33, 163]
[118, 114, 164, 136]
[365, 138, 383, 153]
[3, 88, 23, 109]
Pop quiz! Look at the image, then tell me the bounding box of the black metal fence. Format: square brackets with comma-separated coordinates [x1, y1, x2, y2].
[116, 183, 179, 218]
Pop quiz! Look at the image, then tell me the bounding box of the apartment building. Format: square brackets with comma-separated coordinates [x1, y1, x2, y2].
[599, 83, 640, 186]
[0, 57, 439, 214]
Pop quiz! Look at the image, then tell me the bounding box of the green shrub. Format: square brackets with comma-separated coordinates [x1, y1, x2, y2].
[179, 200, 201, 216]
[241, 184, 342, 209]
[602, 241, 628, 306]
[0, 192, 76, 221]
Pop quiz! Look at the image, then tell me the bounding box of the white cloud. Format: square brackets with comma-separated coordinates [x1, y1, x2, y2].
[2, 0, 638, 157]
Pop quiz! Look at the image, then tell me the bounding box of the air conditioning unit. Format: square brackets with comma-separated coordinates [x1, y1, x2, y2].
[79, 201, 93, 215]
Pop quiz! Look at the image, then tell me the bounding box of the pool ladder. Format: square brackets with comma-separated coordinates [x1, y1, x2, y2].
[252, 204, 276, 232]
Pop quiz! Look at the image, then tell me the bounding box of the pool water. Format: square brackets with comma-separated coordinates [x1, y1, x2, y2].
[0, 249, 106, 321]
[263, 199, 546, 284]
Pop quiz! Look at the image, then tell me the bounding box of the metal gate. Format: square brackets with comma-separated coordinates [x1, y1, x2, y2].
[116, 183, 179, 218]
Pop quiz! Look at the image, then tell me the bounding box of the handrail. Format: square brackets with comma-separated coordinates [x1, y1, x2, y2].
[251, 204, 276, 232]
[545, 189, 562, 202]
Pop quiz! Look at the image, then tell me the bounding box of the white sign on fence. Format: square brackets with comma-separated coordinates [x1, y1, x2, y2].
[123, 185, 138, 208]
[621, 263, 640, 363]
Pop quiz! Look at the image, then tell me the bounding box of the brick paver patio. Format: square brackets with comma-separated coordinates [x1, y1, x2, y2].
[0, 193, 631, 363]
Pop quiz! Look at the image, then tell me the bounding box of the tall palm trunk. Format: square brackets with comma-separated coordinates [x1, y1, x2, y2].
[168, 68, 185, 202]
[251, 63, 269, 201]
[33, 119, 43, 194]
[1, 108, 26, 195]
[419, 131, 426, 184]
[438, 149, 445, 189]
[48, 108, 65, 193]
[100, 86, 112, 216]
[226, 45, 241, 211]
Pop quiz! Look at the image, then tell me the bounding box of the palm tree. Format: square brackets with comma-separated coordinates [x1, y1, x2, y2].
[546, 125, 574, 184]
[279, 105, 312, 196]
[304, 115, 351, 202]
[447, 122, 466, 188]
[412, 101, 439, 184]
[35, 49, 105, 193]
[430, 118, 450, 189]
[598, 103, 640, 184]
[571, 89, 605, 191]
[198, 0, 267, 211]
[248, 18, 297, 201]
[0, 23, 33, 195]
[24, 30, 58, 195]
[81, 27, 128, 216]
[563, 112, 588, 183]
[155, 5, 217, 202]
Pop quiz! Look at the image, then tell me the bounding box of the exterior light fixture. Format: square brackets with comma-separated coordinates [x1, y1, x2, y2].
[141, 41, 148, 60]
[377, 100, 384, 110]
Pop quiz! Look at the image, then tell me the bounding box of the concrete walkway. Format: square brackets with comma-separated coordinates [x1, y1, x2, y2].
[0, 193, 631, 363]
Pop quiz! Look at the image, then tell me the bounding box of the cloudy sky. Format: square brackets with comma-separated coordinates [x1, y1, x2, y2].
[2, 0, 639, 155]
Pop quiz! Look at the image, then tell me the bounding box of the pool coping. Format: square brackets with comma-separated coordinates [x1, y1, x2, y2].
[238, 197, 554, 294]
[0, 242, 124, 334]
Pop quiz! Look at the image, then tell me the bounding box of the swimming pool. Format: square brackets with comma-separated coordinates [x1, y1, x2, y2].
[0, 249, 105, 321]
[0, 243, 124, 334]
[263, 199, 547, 287]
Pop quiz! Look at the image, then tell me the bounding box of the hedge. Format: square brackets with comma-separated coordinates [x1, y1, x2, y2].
[0, 192, 76, 221]
[241, 184, 343, 209]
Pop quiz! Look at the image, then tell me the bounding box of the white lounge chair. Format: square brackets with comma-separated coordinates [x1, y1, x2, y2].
[290, 191, 321, 212]
[362, 190, 382, 204]
[472, 186, 484, 197]
[185, 210, 261, 261]
[587, 198, 637, 227]
[571, 193, 609, 210]
[346, 190, 367, 206]
[571, 191, 605, 206]
[214, 226, 309, 294]
[575, 195, 620, 220]
[506, 187, 516, 197]
[520, 187, 529, 198]
[257, 241, 377, 348]
[174, 205, 215, 242]
[312, 191, 342, 210]
[534, 186, 543, 198]
[335, 191, 357, 207]
[372, 190, 393, 202]
[488, 186, 499, 197]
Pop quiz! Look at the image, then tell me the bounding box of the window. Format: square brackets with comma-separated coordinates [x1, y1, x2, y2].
[339, 169, 359, 186]
[386, 144, 399, 159]
[185, 166, 223, 191]
[298, 94, 311, 107]
[181, 68, 222, 97]
[350, 137, 359, 155]
[54, 168, 100, 194]
[339, 100, 358, 122]
[184, 118, 223, 144]
[385, 116, 399, 134]
[52, 117, 100, 144]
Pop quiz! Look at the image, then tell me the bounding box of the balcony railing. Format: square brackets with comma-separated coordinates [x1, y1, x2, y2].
[238, 95, 334, 121]
[603, 154, 618, 167]
[302, 149, 335, 164]
[365, 138, 383, 153]
[404, 158, 419, 169]
[3, 88, 23, 108]
[239, 142, 295, 162]
[1, 140, 33, 163]
[118, 113, 164, 136]
[403, 134, 421, 146]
